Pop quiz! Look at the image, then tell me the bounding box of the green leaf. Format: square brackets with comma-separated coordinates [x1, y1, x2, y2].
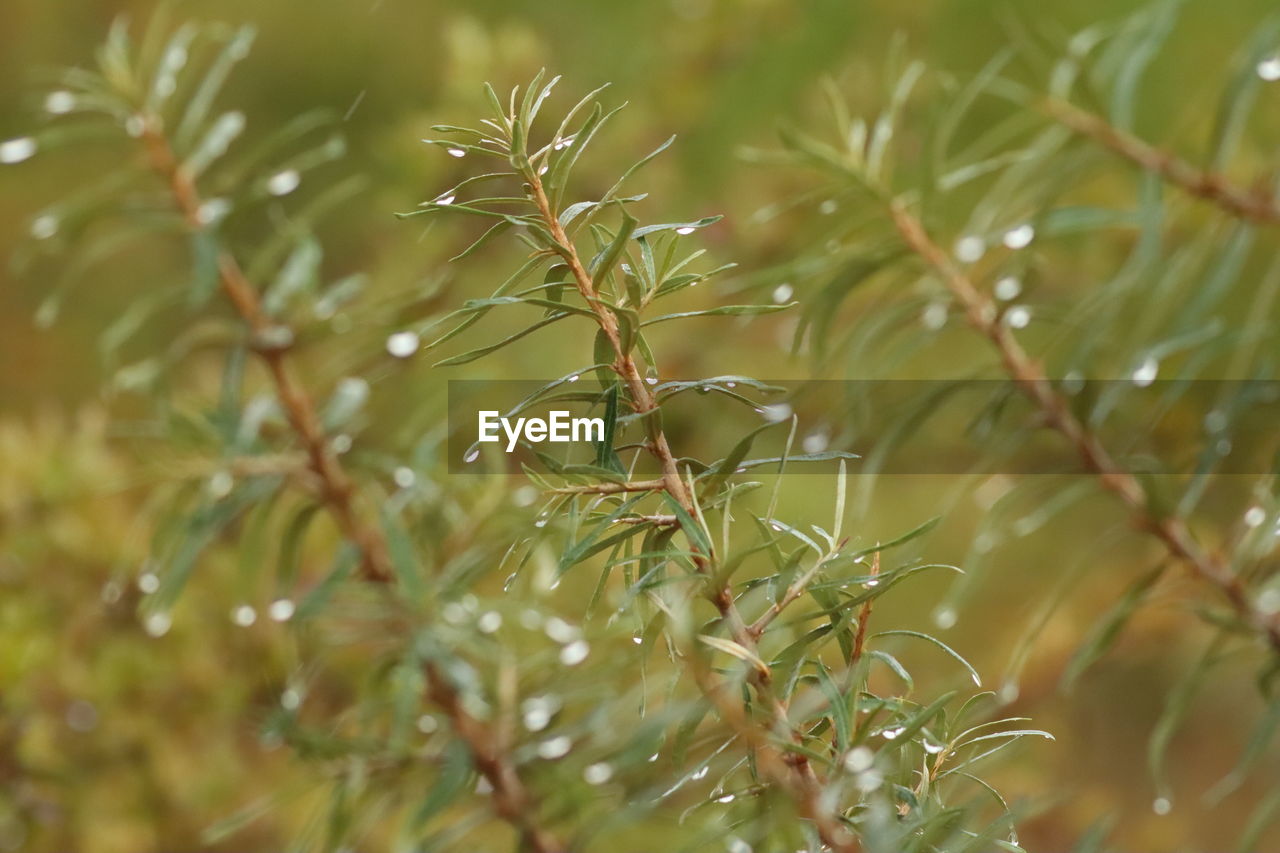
[631, 216, 723, 240]
[873, 630, 982, 687]
[641, 302, 794, 327]
[433, 311, 574, 366]
[593, 383, 626, 475]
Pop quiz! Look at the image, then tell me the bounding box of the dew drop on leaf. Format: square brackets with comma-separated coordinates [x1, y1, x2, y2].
[268, 599, 295, 622]
[0, 137, 37, 164]
[386, 330, 420, 358]
[266, 169, 300, 197]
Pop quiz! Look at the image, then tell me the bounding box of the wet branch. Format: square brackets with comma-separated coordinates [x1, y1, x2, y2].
[888, 200, 1280, 654]
[137, 117, 567, 853]
[1045, 99, 1280, 225]
[525, 165, 856, 851]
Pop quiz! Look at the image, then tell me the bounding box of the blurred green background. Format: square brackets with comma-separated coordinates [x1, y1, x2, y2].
[2, 0, 1278, 851]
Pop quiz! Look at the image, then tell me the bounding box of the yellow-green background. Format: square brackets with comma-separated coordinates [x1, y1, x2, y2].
[2, 1, 1277, 851]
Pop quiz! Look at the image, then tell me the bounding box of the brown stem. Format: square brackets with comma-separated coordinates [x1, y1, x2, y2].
[888, 200, 1280, 653]
[849, 551, 880, 671]
[137, 118, 565, 853]
[1045, 99, 1280, 225]
[550, 479, 666, 495]
[524, 167, 852, 848]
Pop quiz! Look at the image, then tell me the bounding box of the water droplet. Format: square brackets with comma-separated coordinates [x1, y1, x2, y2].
[934, 607, 957, 629]
[1005, 305, 1031, 329]
[1257, 56, 1280, 81]
[138, 572, 160, 595]
[921, 301, 948, 330]
[560, 639, 590, 666]
[522, 696, 557, 731]
[584, 762, 613, 784]
[66, 699, 98, 732]
[101, 580, 123, 604]
[994, 276, 1021, 301]
[433, 193, 456, 205]
[1259, 588, 1280, 615]
[802, 432, 829, 454]
[144, 611, 172, 637]
[255, 324, 295, 350]
[1003, 223, 1035, 249]
[281, 688, 302, 710]
[1152, 797, 1172, 815]
[232, 604, 257, 627]
[446, 147, 466, 158]
[545, 617, 578, 643]
[417, 714, 439, 733]
[880, 726, 905, 740]
[855, 768, 884, 793]
[268, 599, 295, 622]
[1132, 357, 1159, 387]
[45, 90, 76, 115]
[772, 283, 794, 303]
[923, 739, 945, 755]
[676, 226, 697, 235]
[692, 766, 709, 780]
[393, 466, 416, 488]
[29, 214, 59, 240]
[197, 198, 230, 225]
[645, 376, 658, 385]
[843, 746, 874, 772]
[863, 577, 880, 588]
[760, 403, 792, 423]
[463, 448, 480, 464]
[553, 135, 576, 151]
[266, 169, 300, 196]
[727, 838, 752, 853]
[208, 470, 234, 498]
[386, 330, 420, 358]
[478, 611, 503, 633]
[1245, 506, 1267, 528]
[632, 635, 643, 645]
[954, 235, 985, 263]
[0, 137, 37, 164]
[538, 164, 549, 175]
[537, 735, 572, 759]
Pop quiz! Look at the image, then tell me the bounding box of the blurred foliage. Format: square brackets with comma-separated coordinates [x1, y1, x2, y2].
[1, 1, 1279, 852]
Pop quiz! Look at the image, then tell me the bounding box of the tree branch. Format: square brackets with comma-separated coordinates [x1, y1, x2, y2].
[1045, 99, 1280, 225]
[524, 163, 854, 851]
[888, 199, 1280, 653]
[136, 117, 566, 853]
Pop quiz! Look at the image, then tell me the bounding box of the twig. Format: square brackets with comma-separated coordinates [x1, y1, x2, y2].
[551, 479, 666, 495]
[849, 551, 880, 670]
[136, 116, 566, 853]
[524, 162, 853, 851]
[888, 200, 1280, 653]
[1045, 99, 1280, 225]
[747, 538, 849, 639]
